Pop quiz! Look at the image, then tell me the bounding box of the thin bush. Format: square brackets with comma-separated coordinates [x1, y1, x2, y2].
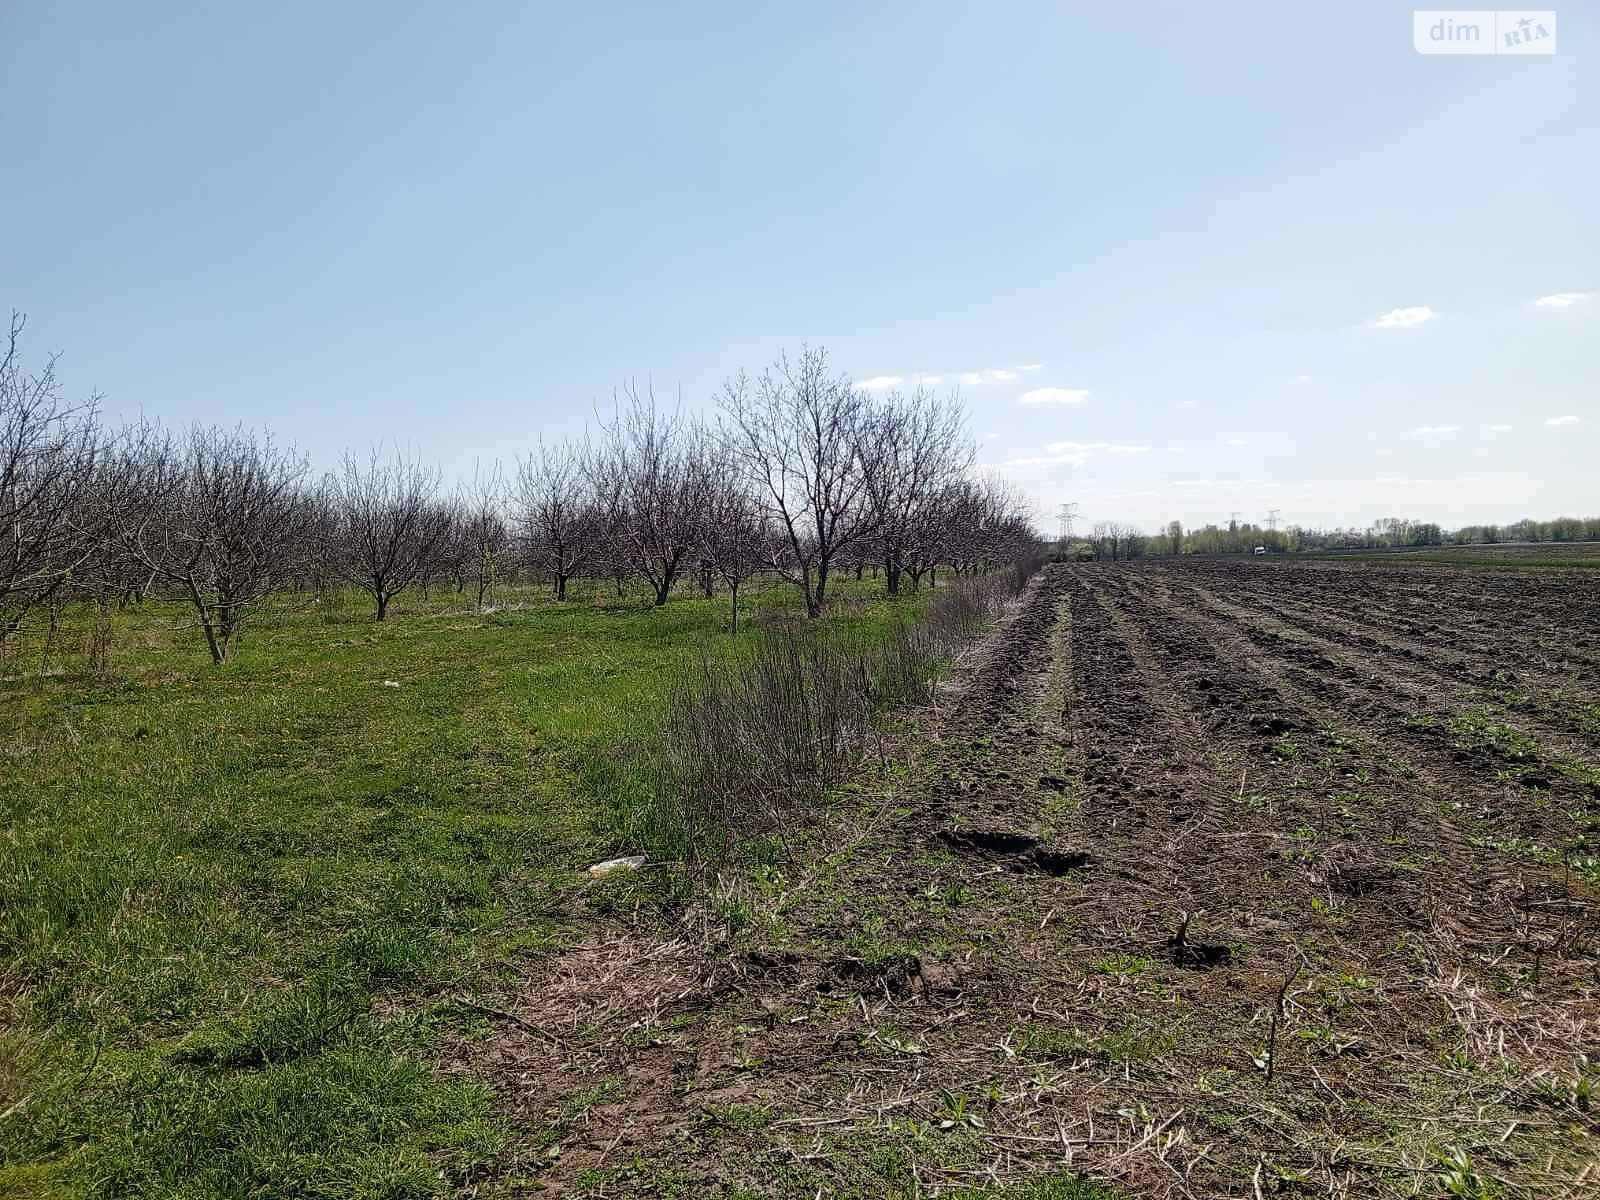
[626, 562, 1041, 862]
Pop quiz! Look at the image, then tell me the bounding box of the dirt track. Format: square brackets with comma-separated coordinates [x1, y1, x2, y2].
[465, 561, 1600, 1198]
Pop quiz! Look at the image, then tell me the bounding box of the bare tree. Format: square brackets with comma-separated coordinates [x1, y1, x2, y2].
[700, 450, 768, 633]
[514, 441, 598, 601]
[461, 461, 509, 610]
[718, 347, 875, 617]
[329, 446, 450, 620]
[118, 424, 314, 663]
[0, 312, 104, 641]
[591, 386, 711, 606]
[861, 386, 971, 596]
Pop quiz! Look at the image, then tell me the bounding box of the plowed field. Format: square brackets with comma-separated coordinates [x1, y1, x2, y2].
[476, 560, 1600, 1198]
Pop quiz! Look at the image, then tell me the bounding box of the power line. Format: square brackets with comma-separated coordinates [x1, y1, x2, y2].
[1266, 508, 1281, 532]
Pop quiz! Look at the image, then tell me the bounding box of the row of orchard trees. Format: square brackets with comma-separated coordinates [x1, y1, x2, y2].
[2, 324, 1037, 663]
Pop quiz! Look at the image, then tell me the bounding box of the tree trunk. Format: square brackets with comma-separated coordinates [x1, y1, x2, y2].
[886, 558, 902, 596]
[810, 561, 830, 616]
[376, 593, 389, 621]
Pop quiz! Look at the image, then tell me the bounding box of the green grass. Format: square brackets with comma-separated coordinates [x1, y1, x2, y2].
[0, 576, 918, 1198]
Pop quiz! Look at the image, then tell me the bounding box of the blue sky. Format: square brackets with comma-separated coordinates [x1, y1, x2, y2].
[3, 1, 1594, 531]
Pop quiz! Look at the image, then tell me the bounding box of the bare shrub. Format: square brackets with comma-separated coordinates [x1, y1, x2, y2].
[628, 559, 1041, 860]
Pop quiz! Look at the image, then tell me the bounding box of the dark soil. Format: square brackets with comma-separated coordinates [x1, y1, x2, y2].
[446, 561, 1600, 1199]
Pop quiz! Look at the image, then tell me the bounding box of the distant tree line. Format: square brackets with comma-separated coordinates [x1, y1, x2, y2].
[1061, 513, 1600, 562]
[2, 322, 1038, 663]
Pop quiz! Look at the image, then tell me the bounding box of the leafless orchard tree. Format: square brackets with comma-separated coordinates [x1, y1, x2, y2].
[329, 446, 451, 620]
[699, 450, 769, 633]
[295, 483, 341, 600]
[117, 424, 316, 663]
[0, 312, 105, 641]
[719, 347, 875, 617]
[461, 461, 510, 610]
[861, 386, 971, 596]
[514, 441, 598, 601]
[591, 386, 711, 607]
[929, 474, 1034, 581]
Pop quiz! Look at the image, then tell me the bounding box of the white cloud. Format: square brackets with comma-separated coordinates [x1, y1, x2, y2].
[1373, 305, 1435, 329]
[1412, 424, 1460, 435]
[1047, 440, 1148, 456]
[854, 375, 903, 391]
[1170, 478, 1282, 491]
[1018, 387, 1090, 406]
[1486, 424, 1513, 432]
[1376, 475, 1485, 486]
[1004, 440, 1150, 468]
[990, 369, 1018, 382]
[1545, 415, 1581, 426]
[1016, 362, 1045, 372]
[1534, 292, 1591, 308]
[919, 374, 943, 385]
[960, 372, 985, 386]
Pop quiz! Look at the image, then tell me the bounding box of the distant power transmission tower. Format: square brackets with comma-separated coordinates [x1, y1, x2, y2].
[1228, 510, 1241, 528]
[1057, 502, 1079, 542]
[1266, 509, 1281, 532]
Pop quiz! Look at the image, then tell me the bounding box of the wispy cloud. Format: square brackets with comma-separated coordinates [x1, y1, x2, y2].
[1486, 424, 1513, 432]
[1015, 362, 1045, 372]
[853, 375, 903, 391]
[1373, 305, 1435, 329]
[989, 369, 1018, 382]
[1375, 475, 1483, 486]
[1171, 479, 1283, 491]
[1018, 387, 1089, 406]
[919, 374, 944, 385]
[1412, 424, 1460, 435]
[959, 371, 985, 386]
[1545, 415, 1581, 426]
[1004, 440, 1150, 468]
[1534, 291, 1591, 308]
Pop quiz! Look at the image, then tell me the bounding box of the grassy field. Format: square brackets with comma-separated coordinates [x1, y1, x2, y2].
[0, 577, 919, 1199]
[1302, 541, 1600, 570]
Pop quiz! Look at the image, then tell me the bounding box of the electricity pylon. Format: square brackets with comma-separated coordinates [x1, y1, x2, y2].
[1057, 502, 1078, 543]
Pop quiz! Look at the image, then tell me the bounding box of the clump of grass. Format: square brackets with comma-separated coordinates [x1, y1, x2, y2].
[1448, 710, 1540, 763]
